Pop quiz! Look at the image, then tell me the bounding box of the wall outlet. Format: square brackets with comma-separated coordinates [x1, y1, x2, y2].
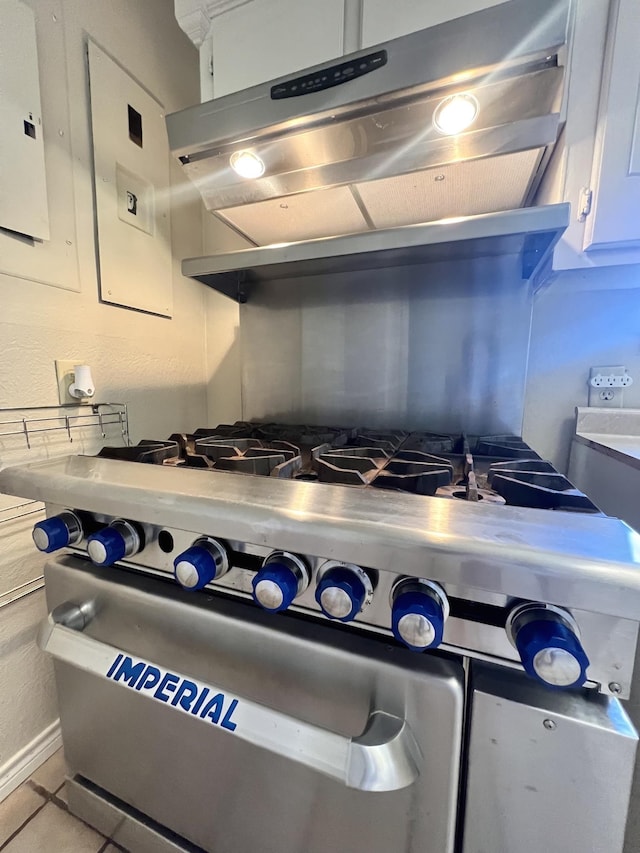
[588, 365, 633, 408]
[55, 360, 84, 404]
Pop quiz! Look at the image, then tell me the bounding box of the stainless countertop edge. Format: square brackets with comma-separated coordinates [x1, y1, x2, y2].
[574, 433, 640, 472]
[3, 457, 640, 619]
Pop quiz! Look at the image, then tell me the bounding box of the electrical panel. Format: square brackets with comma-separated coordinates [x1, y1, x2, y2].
[0, 0, 50, 240]
[88, 41, 172, 317]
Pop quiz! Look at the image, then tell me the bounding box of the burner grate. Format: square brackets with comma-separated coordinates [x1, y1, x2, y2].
[487, 460, 599, 512]
[93, 424, 594, 512]
[97, 440, 179, 465]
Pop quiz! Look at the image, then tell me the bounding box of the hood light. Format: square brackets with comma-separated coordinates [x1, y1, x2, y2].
[433, 93, 478, 136]
[230, 150, 265, 179]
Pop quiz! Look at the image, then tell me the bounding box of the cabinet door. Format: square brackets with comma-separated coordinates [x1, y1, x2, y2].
[361, 0, 509, 47]
[584, 0, 640, 251]
[210, 0, 345, 98]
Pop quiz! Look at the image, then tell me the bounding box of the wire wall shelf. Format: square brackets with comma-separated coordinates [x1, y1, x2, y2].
[0, 402, 130, 608]
[0, 402, 130, 449]
[0, 499, 43, 525]
[0, 498, 47, 609]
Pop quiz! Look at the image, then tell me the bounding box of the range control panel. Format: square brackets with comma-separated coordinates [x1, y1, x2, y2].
[32, 509, 637, 697]
[270, 50, 387, 98]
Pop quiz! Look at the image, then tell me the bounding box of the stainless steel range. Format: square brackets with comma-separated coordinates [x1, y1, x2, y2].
[1, 421, 639, 853]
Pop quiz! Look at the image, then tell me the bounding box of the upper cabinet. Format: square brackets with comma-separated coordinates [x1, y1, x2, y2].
[360, 0, 509, 47]
[175, 0, 512, 100]
[207, 0, 345, 98]
[583, 0, 640, 253]
[537, 0, 640, 269]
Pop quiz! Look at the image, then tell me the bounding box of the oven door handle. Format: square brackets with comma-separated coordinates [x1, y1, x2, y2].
[39, 603, 421, 793]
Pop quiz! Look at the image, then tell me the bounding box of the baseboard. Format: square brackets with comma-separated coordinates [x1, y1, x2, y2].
[0, 719, 62, 802]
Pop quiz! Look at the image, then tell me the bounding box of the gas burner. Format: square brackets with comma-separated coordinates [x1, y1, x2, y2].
[194, 437, 261, 459]
[372, 451, 454, 496]
[255, 423, 356, 447]
[316, 447, 390, 486]
[314, 446, 455, 494]
[487, 460, 599, 512]
[473, 436, 541, 459]
[192, 422, 257, 439]
[437, 483, 506, 505]
[402, 432, 458, 455]
[195, 437, 302, 478]
[356, 429, 408, 453]
[97, 440, 180, 465]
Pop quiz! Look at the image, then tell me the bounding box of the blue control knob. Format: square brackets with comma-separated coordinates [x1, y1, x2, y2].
[392, 581, 448, 651]
[252, 562, 298, 612]
[87, 527, 126, 566]
[174, 539, 228, 591]
[252, 552, 308, 613]
[512, 612, 589, 689]
[32, 512, 81, 553]
[87, 520, 140, 567]
[315, 567, 368, 622]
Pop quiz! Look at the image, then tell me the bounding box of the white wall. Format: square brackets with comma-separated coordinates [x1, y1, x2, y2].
[0, 0, 240, 797]
[524, 264, 640, 471]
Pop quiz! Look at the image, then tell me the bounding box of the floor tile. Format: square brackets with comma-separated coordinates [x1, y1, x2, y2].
[0, 784, 45, 845]
[54, 781, 68, 806]
[2, 801, 104, 853]
[29, 748, 68, 794]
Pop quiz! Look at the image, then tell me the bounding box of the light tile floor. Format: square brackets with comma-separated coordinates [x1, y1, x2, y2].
[0, 749, 126, 853]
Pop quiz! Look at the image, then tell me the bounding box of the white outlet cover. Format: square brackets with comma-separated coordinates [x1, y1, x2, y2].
[588, 365, 626, 408]
[55, 359, 84, 404]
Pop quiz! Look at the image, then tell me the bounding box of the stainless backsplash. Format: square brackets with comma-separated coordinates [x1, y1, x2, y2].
[239, 254, 533, 436]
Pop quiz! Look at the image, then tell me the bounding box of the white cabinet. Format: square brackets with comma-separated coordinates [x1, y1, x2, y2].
[538, 0, 640, 269]
[207, 0, 345, 98]
[176, 0, 510, 101]
[584, 0, 640, 252]
[361, 0, 509, 47]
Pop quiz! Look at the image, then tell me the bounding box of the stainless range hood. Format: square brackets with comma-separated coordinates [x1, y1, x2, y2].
[167, 0, 570, 249]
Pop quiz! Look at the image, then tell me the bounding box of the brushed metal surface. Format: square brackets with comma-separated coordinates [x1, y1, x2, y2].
[184, 91, 559, 212]
[182, 203, 570, 290]
[39, 614, 420, 792]
[239, 254, 534, 434]
[45, 556, 464, 853]
[217, 149, 547, 246]
[66, 777, 194, 853]
[575, 406, 640, 437]
[573, 434, 640, 471]
[169, 0, 569, 246]
[167, 0, 568, 157]
[3, 454, 640, 619]
[569, 438, 640, 535]
[463, 664, 638, 853]
[39, 506, 640, 699]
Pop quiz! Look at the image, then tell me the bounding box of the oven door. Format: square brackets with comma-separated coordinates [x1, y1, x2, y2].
[41, 555, 464, 853]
